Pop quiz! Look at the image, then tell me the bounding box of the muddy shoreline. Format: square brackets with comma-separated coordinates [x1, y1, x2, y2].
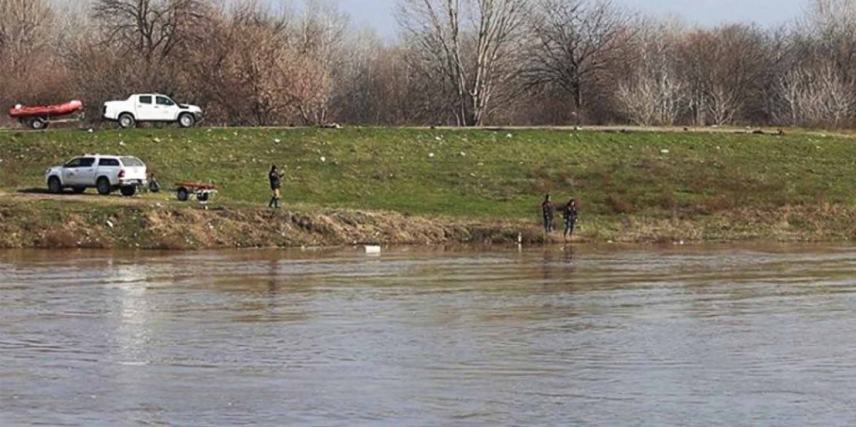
[1, 198, 854, 250]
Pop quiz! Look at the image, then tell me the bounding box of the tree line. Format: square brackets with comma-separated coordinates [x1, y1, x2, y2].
[1, 0, 855, 128]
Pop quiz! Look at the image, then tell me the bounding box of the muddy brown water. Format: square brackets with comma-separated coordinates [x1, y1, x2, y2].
[1, 245, 856, 426]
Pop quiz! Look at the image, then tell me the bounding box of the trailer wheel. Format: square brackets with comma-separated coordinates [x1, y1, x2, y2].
[177, 187, 190, 202]
[30, 117, 47, 130]
[118, 113, 136, 129]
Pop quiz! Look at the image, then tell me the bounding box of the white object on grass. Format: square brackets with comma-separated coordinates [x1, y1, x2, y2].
[364, 245, 381, 255]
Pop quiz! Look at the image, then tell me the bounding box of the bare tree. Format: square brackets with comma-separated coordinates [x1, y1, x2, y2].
[291, 0, 348, 125]
[0, 0, 65, 110]
[774, 60, 855, 127]
[525, 0, 632, 120]
[615, 20, 685, 126]
[676, 24, 770, 126]
[92, 0, 207, 63]
[806, 0, 856, 79]
[398, 0, 529, 126]
[0, 0, 54, 66]
[201, 1, 296, 126]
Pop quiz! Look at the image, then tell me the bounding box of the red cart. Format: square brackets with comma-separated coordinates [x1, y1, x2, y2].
[175, 181, 217, 203]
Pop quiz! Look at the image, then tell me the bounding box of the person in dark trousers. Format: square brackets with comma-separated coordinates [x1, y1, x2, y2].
[563, 198, 578, 242]
[148, 174, 161, 193]
[541, 194, 555, 234]
[268, 165, 284, 209]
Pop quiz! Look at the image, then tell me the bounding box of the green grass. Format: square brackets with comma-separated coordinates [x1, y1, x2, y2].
[1, 127, 854, 221]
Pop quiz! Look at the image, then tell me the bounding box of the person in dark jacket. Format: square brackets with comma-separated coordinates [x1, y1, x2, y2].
[148, 174, 161, 193]
[562, 198, 578, 241]
[268, 165, 284, 209]
[541, 194, 555, 233]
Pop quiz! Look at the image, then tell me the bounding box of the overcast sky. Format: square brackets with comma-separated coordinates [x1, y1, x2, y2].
[338, 0, 807, 38]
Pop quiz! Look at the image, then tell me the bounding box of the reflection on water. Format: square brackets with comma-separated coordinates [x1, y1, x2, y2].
[1, 245, 856, 426]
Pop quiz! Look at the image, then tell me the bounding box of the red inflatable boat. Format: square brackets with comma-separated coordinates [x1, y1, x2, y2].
[8, 100, 84, 130]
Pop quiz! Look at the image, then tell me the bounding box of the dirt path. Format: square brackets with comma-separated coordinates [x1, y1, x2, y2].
[0, 189, 172, 206]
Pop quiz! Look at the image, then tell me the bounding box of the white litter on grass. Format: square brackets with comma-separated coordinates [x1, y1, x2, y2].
[364, 245, 382, 255]
[435, 136, 442, 141]
[460, 152, 466, 157]
[320, 156, 326, 162]
[661, 149, 670, 154]
[275, 139, 281, 143]
[506, 133, 513, 138]
[88, 129, 94, 133]
[429, 152, 435, 158]
[119, 141, 125, 146]
[105, 220, 114, 229]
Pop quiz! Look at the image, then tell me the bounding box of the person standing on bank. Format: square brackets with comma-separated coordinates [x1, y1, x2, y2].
[268, 165, 284, 209]
[563, 198, 578, 242]
[541, 194, 555, 234]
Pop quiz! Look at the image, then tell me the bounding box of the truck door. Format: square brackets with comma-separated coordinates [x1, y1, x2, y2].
[62, 157, 95, 186]
[155, 96, 178, 121]
[61, 157, 82, 185]
[75, 157, 97, 186]
[135, 95, 157, 121]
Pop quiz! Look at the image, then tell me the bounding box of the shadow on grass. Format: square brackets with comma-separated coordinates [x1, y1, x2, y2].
[18, 188, 51, 194]
[17, 187, 90, 196]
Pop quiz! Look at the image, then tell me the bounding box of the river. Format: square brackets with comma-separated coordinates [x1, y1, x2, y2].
[1, 245, 855, 426]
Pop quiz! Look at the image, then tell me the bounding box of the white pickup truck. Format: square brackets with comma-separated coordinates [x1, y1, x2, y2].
[45, 154, 148, 197]
[103, 94, 203, 129]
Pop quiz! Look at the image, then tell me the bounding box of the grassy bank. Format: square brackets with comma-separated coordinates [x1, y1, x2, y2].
[0, 127, 854, 248]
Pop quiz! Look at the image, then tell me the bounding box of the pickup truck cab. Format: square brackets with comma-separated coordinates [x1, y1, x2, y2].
[103, 94, 203, 129]
[45, 154, 148, 197]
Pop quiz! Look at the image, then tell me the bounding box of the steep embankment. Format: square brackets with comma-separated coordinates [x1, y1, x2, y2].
[0, 127, 854, 249]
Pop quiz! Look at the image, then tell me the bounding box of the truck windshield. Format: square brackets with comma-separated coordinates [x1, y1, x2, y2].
[121, 157, 144, 167]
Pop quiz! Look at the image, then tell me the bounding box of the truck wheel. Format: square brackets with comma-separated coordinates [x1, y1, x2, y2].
[48, 177, 62, 194]
[178, 113, 195, 128]
[97, 177, 112, 195]
[30, 117, 47, 130]
[120, 186, 137, 197]
[118, 113, 136, 129]
[177, 187, 190, 202]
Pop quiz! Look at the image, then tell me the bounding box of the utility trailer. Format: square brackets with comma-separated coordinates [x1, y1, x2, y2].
[175, 181, 217, 203]
[8, 100, 85, 130]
